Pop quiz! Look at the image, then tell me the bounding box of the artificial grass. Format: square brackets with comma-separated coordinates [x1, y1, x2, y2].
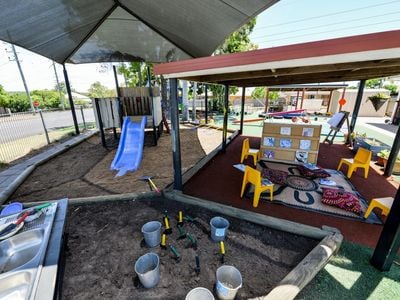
[298, 241, 400, 299]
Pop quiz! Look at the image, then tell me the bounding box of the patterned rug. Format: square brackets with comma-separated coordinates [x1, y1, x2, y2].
[245, 161, 382, 224]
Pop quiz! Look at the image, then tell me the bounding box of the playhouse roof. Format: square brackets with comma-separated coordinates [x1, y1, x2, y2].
[0, 0, 278, 64]
[154, 30, 400, 86]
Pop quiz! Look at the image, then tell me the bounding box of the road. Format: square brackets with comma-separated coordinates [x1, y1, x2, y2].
[0, 109, 95, 143]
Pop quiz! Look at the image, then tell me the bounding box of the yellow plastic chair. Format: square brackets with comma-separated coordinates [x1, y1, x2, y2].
[364, 197, 394, 219]
[240, 166, 273, 208]
[337, 147, 372, 178]
[240, 138, 260, 166]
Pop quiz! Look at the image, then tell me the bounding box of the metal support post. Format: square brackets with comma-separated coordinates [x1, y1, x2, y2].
[371, 187, 400, 271]
[384, 125, 400, 176]
[240, 87, 245, 134]
[169, 78, 182, 190]
[222, 84, 229, 152]
[39, 110, 50, 144]
[63, 64, 80, 135]
[349, 80, 366, 133]
[205, 85, 208, 124]
[95, 98, 106, 148]
[80, 106, 87, 130]
[192, 82, 197, 121]
[113, 65, 121, 97]
[147, 67, 157, 146]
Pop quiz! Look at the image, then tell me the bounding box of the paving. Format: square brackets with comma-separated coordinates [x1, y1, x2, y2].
[0, 130, 98, 204]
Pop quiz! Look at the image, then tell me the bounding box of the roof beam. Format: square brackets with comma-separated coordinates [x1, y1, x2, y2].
[220, 67, 400, 87]
[183, 58, 400, 83]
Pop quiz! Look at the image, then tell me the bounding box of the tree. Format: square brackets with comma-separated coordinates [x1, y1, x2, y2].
[209, 18, 258, 112]
[251, 87, 279, 100]
[31, 90, 61, 109]
[117, 62, 156, 87]
[0, 85, 9, 108]
[366, 79, 382, 89]
[87, 82, 116, 98]
[383, 84, 398, 96]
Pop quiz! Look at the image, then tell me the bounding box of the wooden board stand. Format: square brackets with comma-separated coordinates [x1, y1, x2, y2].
[323, 111, 352, 146]
[260, 121, 322, 164]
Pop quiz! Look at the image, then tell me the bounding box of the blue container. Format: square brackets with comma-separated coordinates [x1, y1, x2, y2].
[0, 202, 23, 217]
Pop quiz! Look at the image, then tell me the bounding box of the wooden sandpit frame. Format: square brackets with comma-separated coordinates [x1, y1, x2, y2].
[26, 189, 342, 300]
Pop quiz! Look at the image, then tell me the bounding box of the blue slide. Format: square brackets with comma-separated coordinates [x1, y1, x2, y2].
[111, 116, 147, 176]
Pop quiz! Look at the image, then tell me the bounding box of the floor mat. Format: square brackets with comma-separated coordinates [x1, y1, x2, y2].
[245, 161, 382, 224]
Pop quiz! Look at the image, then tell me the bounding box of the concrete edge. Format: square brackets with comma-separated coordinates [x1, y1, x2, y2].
[16, 191, 158, 208]
[260, 233, 343, 300]
[0, 165, 36, 204]
[163, 190, 333, 240]
[0, 130, 99, 205]
[34, 130, 99, 166]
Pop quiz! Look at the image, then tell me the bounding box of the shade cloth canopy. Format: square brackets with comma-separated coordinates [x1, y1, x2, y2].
[154, 30, 400, 86]
[0, 0, 278, 64]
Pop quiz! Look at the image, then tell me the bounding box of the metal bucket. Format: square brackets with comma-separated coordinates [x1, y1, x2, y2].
[215, 265, 242, 300]
[141, 221, 161, 248]
[185, 287, 215, 300]
[210, 217, 229, 242]
[134, 253, 160, 288]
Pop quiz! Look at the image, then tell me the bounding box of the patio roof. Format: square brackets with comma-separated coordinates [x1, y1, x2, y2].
[0, 0, 278, 64]
[154, 30, 400, 86]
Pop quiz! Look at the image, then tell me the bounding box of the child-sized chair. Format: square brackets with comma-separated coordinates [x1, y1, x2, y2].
[337, 147, 372, 178]
[240, 138, 260, 166]
[364, 197, 394, 219]
[240, 165, 273, 207]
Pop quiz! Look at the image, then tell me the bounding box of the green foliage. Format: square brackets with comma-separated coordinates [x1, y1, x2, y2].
[6, 92, 31, 112]
[209, 18, 258, 112]
[54, 82, 67, 94]
[368, 92, 390, 102]
[188, 83, 205, 99]
[365, 78, 382, 89]
[1, 87, 63, 112]
[251, 87, 279, 100]
[87, 81, 116, 98]
[31, 90, 61, 109]
[117, 62, 157, 87]
[383, 83, 398, 95]
[214, 18, 258, 55]
[0, 85, 9, 108]
[378, 149, 390, 159]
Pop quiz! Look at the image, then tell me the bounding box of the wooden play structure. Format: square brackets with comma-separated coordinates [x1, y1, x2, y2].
[260, 121, 322, 164]
[93, 87, 163, 147]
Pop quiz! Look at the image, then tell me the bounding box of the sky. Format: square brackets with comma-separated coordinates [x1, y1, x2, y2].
[1, 0, 400, 93]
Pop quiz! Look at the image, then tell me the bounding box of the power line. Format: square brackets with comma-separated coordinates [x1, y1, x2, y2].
[252, 0, 400, 31]
[252, 10, 400, 40]
[255, 18, 400, 44]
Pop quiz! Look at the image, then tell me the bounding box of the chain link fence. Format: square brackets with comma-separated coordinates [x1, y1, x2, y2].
[0, 107, 95, 164]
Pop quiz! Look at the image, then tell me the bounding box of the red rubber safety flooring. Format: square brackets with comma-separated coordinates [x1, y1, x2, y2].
[183, 135, 399, 248]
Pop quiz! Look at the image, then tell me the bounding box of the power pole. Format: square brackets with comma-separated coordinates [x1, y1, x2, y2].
[52, 61, 65, 110]
[9, 44, 34, 111]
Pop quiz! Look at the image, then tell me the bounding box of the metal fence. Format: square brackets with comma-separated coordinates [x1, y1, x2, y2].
[0, 108, 95, 163]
